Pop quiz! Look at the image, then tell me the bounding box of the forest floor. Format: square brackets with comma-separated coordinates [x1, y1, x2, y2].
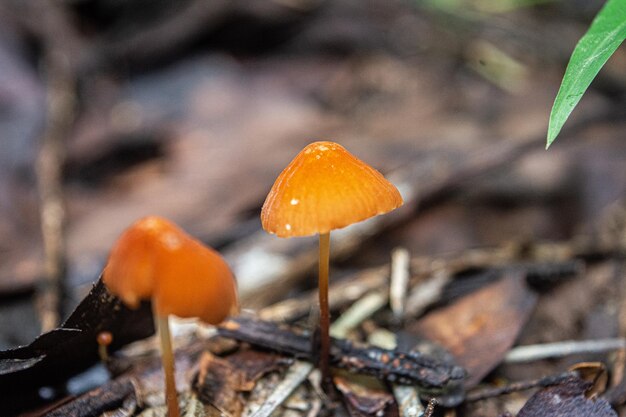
[1, 1, 626, 416]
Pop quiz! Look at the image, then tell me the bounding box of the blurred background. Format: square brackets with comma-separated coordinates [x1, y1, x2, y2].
[1, 0, 626, 351]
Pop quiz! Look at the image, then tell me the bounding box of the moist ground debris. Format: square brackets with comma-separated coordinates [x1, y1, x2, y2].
[2, 0, 626, 416]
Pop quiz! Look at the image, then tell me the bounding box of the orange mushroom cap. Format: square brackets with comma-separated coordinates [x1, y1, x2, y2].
[97, 331, 113, 347]
[261, 141, 403, 237]
[102, 216, 239, 324]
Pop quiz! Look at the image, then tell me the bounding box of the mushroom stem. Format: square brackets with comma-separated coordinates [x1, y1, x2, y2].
[318, 232, 331, 385]
[96, 331, 113, 363]
[98, 344, 109, 363]
[155, 311, 181, 417]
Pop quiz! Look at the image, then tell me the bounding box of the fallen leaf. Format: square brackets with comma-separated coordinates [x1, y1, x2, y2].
[334, 373, 397, 417]
[516, 377, 616, 417]
[194, 349, 291, 416]
[410, 272, 538, 387]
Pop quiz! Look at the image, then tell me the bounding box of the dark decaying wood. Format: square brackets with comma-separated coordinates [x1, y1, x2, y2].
[217, 316, 466, 389]
[44, 377, 136, 417]
[0, 279, 153, 416]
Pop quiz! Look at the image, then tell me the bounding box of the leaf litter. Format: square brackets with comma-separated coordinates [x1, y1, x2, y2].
[6, 226, 626, 417]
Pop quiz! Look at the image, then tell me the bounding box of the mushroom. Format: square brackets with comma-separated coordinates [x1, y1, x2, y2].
[261, 141, 403, 385]
[96, 331, 113, 363]
[103, 216, 239, 417]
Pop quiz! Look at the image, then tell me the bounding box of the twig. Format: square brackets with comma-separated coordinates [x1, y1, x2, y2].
[29, 0, 80, 332]
[390, 247, 410, 320]
[405, 269, 451, 318]
[465, 372, 576, 402]
[36, 49, 74, 331]
[329, 292, 386, 339]
[505, 339, 626, 364]
[246, 361, 314, 417]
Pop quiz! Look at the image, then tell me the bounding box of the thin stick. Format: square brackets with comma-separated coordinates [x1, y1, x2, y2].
[465, 372, 576, 402]
[319, 232, 331, 385]
[330, 292, 386, 339]
[8, 0, 80, 334]
[36, 49, 75, 332]
[505, 338, 626, 363]
[155, 312, 180, 417]
[390, 247, 410, 320]
[405, 269, 451, 318]
[247, 361, 314, 417]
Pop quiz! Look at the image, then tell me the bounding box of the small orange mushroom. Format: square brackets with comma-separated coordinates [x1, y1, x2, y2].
[96, 331, 113, 363]
[103, 216, 238, 417]
[261, 141, 402, 385]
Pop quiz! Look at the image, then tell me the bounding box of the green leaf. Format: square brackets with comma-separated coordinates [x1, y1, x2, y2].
[547, 0, 626, 148]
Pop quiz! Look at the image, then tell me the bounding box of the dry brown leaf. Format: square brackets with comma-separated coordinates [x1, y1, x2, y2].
[194, 349, 291, 416]
[334, 373, 398, 417]
[569, 362, 608, 399]
[410, 272, 538, 387]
